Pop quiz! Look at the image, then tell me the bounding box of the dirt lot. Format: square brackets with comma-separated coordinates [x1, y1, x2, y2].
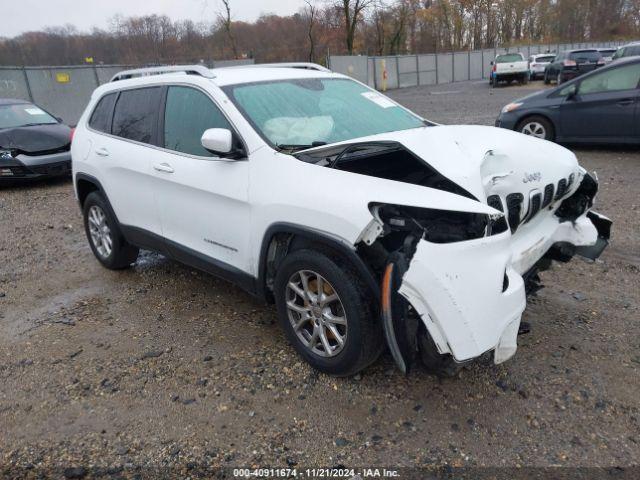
[1, 80, 639, 476]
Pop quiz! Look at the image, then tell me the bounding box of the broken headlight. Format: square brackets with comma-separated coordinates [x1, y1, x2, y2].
[371, 203, 492, 243]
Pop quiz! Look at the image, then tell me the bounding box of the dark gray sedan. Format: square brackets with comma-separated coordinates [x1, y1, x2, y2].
[496, 57, 640, 144]
[0, 99, 72, 183]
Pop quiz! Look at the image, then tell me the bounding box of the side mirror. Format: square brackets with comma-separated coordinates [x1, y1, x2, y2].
[201, 128, 232, 154]
[565, 84, 578, 100]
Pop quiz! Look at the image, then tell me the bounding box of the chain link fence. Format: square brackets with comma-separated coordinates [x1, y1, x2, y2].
[0, 59, 254, 125]
[330, 40, 631, 91]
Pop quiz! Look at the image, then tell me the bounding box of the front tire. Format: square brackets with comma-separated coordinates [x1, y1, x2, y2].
[417, 325, 462, 378]
[543, 71, 550, 84]
[83, 191, 139, 269]
[273, 249, 384, 376]
[516, 115, 555, 141]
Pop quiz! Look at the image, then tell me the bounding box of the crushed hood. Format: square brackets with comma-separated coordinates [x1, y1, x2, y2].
[299, 125, 579, 200]
[0, 123, 71, 154]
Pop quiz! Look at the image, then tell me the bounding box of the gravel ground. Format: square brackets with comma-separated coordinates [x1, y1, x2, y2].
[1, 79, 639, 477]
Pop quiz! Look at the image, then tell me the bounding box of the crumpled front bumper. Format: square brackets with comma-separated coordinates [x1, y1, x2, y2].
[396, 210, 610, 365]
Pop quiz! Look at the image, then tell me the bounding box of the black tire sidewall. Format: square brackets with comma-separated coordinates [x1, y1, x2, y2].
[273, 250, 376, 376]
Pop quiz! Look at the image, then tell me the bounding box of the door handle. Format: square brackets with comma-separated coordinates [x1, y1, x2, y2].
[95, 147, 109, 157]
[153, 162, 174, 173]
[617, 99, 635, 106]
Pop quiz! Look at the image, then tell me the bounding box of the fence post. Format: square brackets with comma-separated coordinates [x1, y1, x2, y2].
[22, 67, 34, 102]
[415, 54, 420, 86]
[372, 57, 378, 90]
[395, 56, 400, 88]
[92, 65, 100, 87]
[451, 47, 455, 83]
[435, 44, 439, 84]
[468, 45, 471, 81]
[481, 49, 484, 79]
[366, 56, 370, 86]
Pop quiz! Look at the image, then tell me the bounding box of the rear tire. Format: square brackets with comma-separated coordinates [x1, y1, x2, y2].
[556, 72, 563, 85]
[83, 191, 139, 270]
[273, 249, 384, 377]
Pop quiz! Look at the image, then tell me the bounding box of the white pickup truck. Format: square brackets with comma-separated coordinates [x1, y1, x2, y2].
[490, 53, 529, 87]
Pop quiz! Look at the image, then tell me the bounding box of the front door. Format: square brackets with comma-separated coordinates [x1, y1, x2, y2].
[152, 85, 251, 274]
[561, 62, 640, 140]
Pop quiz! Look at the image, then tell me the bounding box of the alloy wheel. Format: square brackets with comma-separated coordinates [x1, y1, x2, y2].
[521, 121, 547, 139]
[87, 205, 113, 258]
[285, 270, 347, 357]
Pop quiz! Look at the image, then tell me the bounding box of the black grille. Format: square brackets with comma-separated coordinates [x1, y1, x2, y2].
[555, 178, 567, 200]
[524, 193, 542, 223]
[487, 194, 508, 235]
[506, 193, 524, 233]
[542, 183, 554, 208]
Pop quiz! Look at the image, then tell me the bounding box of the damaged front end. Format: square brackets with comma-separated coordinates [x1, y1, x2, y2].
[362, 203, 514, 374]
[297, 135, 611, 375]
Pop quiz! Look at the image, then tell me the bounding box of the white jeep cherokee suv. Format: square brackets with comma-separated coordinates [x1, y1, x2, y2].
[72, 64, 611, 377]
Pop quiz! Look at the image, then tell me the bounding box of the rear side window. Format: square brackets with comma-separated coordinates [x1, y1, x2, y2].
[580, 63, 640, 94]
[628, 46, 640, 57]
[112, 87, 161, 144]
[537, 56, 555, 62]
[163, 86, 233, 157]
[88, 93, 117, 133]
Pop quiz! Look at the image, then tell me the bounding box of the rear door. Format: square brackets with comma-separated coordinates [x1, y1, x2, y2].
[88, 87, 163, 236]
[560, 62, 640, 140]
[152, 84, 251, 272]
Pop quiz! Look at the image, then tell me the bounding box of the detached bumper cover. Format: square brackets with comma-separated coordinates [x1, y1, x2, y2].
[0, 151, 71, 181]
[396, 209, 609, 365]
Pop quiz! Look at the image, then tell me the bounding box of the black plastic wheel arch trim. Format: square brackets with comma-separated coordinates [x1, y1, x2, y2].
[257, 222, 381, 303]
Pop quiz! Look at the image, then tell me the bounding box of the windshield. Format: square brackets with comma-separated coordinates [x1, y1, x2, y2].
[0, 103, 57, 129]
[223, 78, 425, 150]
[496, 54, 523, 63]
[569, 51, 601, 62]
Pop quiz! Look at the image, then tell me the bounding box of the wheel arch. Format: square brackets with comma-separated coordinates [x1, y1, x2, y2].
[75, 173, 121, 224]
[257, 223, 380, 304]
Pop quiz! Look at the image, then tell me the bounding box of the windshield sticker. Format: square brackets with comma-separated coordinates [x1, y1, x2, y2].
[25, 107, 46, 115]
[361, 91, 396, 108]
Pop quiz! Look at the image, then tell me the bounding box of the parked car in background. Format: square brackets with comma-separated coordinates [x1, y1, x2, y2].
[598, 48, 617, 64]
[0, 99, 72, 183]
[72, 64, 610, 378]
[544, 49, 605, 84]
[496, 57, 640, 144]
[490, 53, 529, 87]
[611, 42, 640, 62]
[528, 53, 556, 80]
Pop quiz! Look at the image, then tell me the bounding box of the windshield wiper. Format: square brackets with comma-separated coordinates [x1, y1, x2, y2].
[276, 141, 327, 152]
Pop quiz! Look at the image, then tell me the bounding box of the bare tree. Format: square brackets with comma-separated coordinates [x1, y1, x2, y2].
[218, 0, 239, 58]
[304, 0, 318, 62]
[339, 0, 372, 54]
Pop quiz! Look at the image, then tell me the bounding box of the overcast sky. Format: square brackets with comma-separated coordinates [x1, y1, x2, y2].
[5, 0, 307, 38]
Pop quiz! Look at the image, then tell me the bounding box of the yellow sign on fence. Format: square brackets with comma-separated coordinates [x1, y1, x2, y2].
[55, 72, 70, 83]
